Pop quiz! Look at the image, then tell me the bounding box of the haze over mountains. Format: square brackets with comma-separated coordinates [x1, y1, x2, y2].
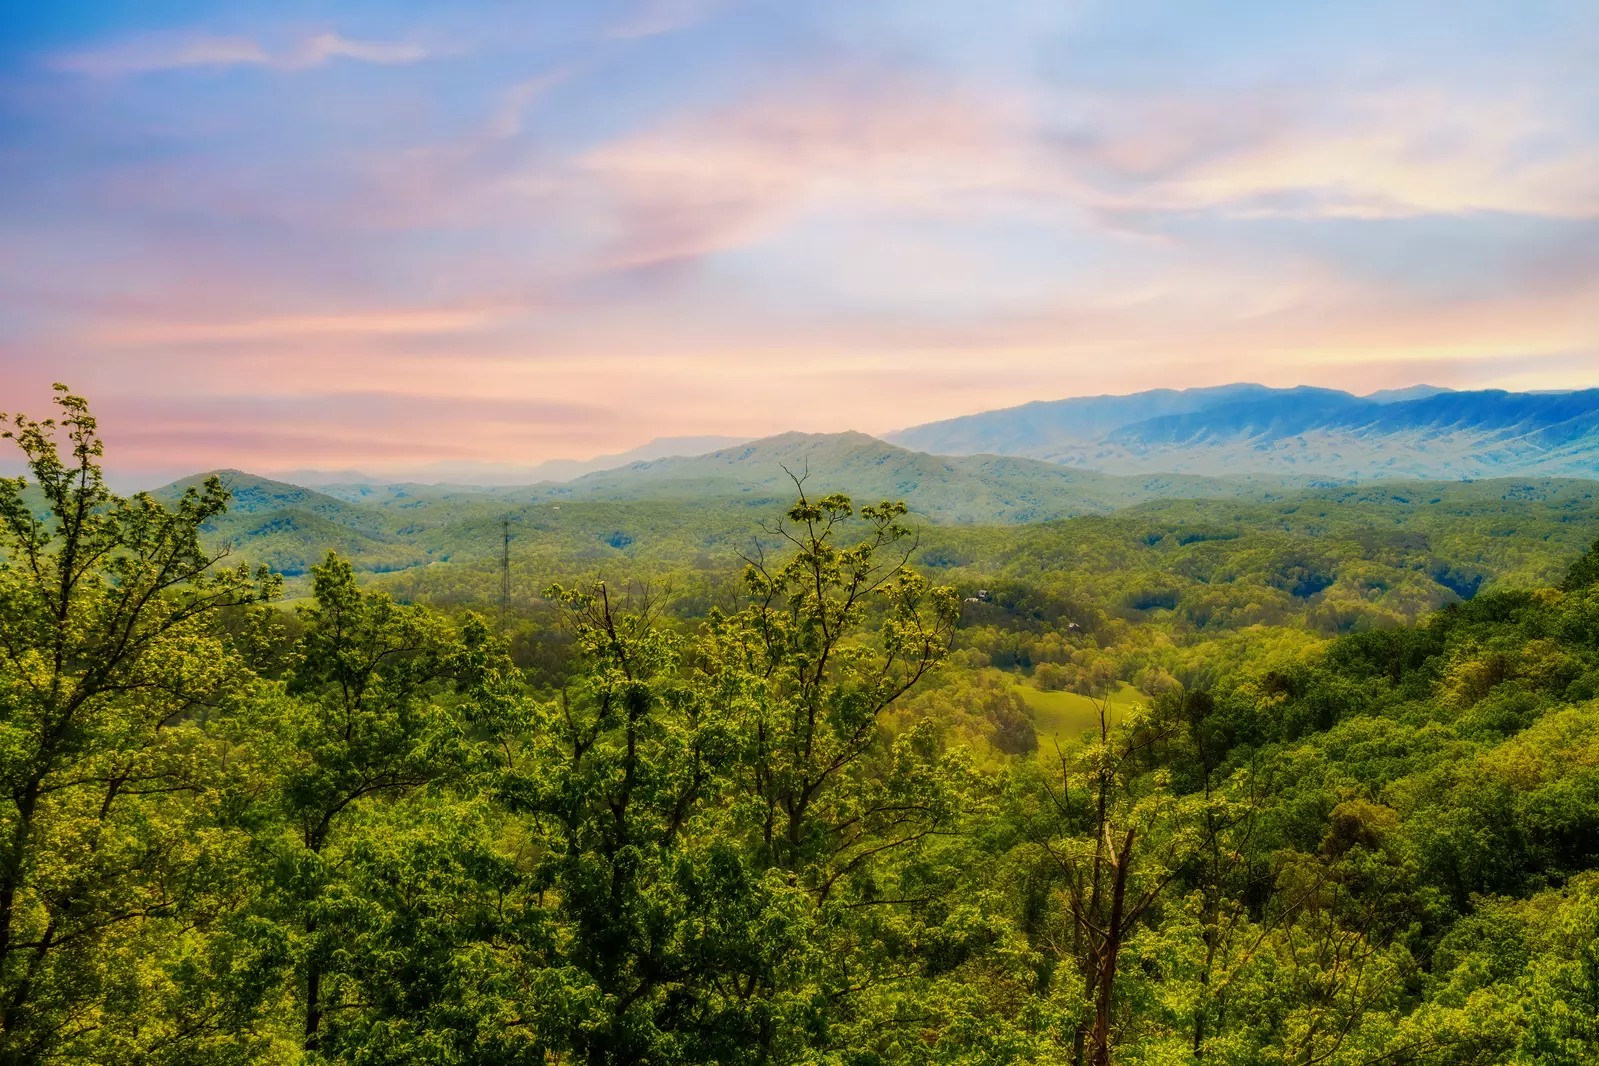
[249, 383, 1599, 492]
[471, 431, 1289, 522]
[277, 435, 750, 487]
[145, 382, 1599, 577]
[175, 431, 1295, 546]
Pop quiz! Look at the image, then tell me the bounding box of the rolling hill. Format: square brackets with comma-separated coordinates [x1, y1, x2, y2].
[152, 428, 1599, 592]
[151, 434, 1310, 577]
[525, 431, 1289, 522]
[154, 472, 428, 575]
[298, 432, 1310, 524]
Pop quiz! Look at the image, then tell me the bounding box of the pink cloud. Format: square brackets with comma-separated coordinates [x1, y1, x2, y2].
[572, 73, 1020, 269]
[1043, 85, 1599, 221]
[53, 30, 428, 76]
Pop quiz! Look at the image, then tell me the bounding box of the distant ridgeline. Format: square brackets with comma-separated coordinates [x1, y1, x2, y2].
[887, 384, 1599, 479]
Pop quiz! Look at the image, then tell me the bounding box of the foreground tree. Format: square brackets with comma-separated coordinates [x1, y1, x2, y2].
[710, 490, 962, 889]
[1009, 691, 1243, 1066]
[702, 491, 972, 1057]
[507, 489, 965, 1065]
[0, 386, 272, 1063]
[498, 581, 751, 1064]
[239, 552, 519, 1059]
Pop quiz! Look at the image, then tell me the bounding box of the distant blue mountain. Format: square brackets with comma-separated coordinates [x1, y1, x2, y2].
[887, 383, 1276, 456]
[1365, 384, 1455, 404]
[885, 385, 1599, 479]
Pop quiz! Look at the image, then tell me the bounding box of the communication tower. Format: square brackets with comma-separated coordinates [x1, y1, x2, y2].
[500, 517, 511, 630]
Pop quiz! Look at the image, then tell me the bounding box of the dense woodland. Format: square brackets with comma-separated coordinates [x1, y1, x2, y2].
[4, 388, 1599, 1065]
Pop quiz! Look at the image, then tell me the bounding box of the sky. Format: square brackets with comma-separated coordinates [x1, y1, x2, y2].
[1, 0, 1596, 482]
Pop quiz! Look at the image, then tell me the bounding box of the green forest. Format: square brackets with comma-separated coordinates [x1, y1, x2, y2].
[5, 387, 1599, 1066]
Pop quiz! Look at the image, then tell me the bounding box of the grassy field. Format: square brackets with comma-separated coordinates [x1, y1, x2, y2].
[1014, 681, 1146, 739]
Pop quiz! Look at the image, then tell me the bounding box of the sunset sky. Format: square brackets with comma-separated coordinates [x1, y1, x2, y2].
[2, 0, 1596, 481]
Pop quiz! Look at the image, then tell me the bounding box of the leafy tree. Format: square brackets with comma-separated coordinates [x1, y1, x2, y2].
[706, 491, 960, 888]
[0, 386, 271, 1063]
[245, 552, 511, 1056]
[701, 492, 972, 1054]
[1021, 694, 1210, 1066]
[506, 489, 965, 1065]
[498, 580, 760, 1065]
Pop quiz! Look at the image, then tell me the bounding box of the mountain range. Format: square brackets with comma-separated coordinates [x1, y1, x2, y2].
[146, 382, 1599, 578]
[176, 431, 1301, 537]
[495, 431, 1301, 521]
[886, 385, 1599, 479]
[211, 383, 1599, 494]
[157, 431, 1322, 575]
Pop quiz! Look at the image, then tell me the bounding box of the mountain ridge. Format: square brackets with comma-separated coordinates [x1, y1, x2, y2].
[150, 433, 1334, 574]
[887, 385, 1599, 479]
[149, 425, 1599, 581]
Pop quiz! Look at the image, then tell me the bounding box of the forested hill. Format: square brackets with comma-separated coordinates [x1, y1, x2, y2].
[157, 433, 1317, 575]
[152, 460, 1599, 640]
[156, 470, 431, 575]
[888, 384, 1599, 479]
[152, 437, 1272, 575]
[515, 431, 1279, 518]
[304, 431, 1290, 519]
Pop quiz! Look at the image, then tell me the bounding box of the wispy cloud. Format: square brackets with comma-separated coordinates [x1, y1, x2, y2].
[486, 70, 574, 139]
[571, 73, 1018, 269]
[605, 0, 731, 40]
[53, 30, 428, 76]
[1042, 85, 1599, 222]
[83, 307, 508, 347]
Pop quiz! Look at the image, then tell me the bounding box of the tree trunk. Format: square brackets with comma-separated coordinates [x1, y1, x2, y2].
[0, 778, 41, 1033]
[303, 935, 322, 1051]
[1090, 829, 1134, 1066]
